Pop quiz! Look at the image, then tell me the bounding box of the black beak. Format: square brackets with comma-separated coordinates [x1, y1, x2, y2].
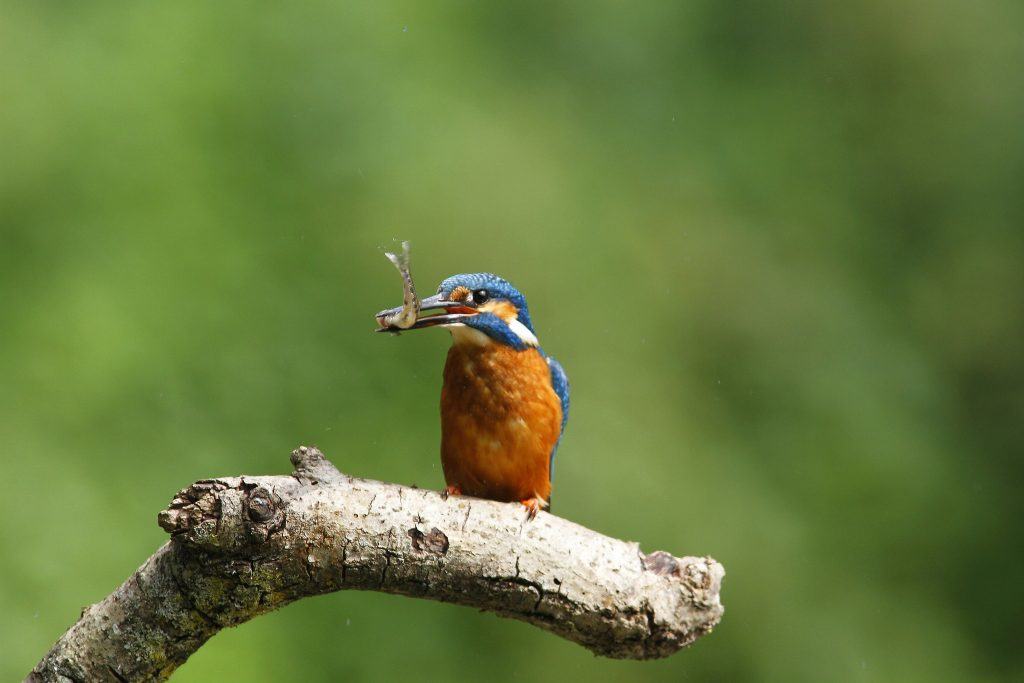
[375, 294, 477, 332]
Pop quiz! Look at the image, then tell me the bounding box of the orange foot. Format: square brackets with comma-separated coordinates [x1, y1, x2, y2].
[520, 497, 546, 521]
[441, 485, 462, 501]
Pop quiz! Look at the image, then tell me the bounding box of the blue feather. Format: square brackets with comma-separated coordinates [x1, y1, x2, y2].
[462, 313, 531, 350]
[544, 354, 570, 480]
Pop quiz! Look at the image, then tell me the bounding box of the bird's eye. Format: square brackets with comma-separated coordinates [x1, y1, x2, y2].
[473, 289, 489, 304]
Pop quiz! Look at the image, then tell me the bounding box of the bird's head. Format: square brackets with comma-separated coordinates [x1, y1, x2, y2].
[377, 273, 538, 348]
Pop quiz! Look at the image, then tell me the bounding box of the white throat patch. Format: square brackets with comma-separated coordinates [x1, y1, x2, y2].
[447, 323, 490, 346]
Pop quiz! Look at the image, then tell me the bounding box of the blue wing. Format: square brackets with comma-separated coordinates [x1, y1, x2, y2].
[545, 355, 570, 480]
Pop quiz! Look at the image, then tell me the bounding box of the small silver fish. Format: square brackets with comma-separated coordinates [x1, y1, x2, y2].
[375, 240, 419, 331]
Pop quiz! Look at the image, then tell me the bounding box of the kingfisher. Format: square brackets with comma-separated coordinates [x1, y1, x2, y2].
[376, 273, 569, 519]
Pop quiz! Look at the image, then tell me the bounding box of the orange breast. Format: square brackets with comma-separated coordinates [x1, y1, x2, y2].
[440, 342, 562, 503]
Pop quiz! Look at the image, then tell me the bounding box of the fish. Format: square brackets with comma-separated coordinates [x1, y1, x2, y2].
[375, 240, 419, 332]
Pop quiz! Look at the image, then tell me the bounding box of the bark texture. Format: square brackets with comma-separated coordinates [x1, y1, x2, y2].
[29, 446, 724, 682]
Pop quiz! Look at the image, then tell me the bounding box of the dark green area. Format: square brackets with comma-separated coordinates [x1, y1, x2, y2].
[2, 2, 1021, 680]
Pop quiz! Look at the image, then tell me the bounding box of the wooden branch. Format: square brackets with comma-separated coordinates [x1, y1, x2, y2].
[28, 447, 724, 682]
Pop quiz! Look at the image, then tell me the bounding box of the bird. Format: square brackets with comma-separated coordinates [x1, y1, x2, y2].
[376, 273, 569, 519]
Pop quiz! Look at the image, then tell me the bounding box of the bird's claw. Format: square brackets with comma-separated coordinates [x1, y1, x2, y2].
[441, 485, 461, 501]
[520, 497, 545, 521]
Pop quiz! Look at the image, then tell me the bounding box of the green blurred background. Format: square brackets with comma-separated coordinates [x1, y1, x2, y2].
[2, 1, 1022, 681]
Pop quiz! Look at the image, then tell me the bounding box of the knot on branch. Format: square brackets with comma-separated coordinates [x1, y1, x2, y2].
[158, 447, 346, 550]
[242, 483, 286, 542]
[158, 477, 292, 551]
[635, 552, 725, 656]
[644, 552, 723, 609]
[158, 480, 228, 539]
[407, 527, 450, 555]
[290, 445, 344, 484]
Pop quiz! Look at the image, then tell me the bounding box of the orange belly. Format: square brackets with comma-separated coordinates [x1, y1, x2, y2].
[440, 342, 562, 503]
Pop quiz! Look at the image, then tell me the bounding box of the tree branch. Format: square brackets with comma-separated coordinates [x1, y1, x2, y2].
[28, 446, 724, 682]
